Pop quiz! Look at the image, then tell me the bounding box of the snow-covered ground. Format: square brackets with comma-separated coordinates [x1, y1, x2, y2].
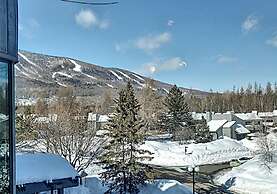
[239, 132, 277, 152]
[65, 177, 193, 194]
[141, 137, 253, 167]
[215, 154, 277, 194]
[214, 132, 277, 194]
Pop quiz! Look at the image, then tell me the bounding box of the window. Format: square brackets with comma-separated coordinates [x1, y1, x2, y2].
[0, 62, 10, 193]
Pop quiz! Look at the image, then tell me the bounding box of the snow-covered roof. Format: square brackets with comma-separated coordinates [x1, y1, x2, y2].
[273, 110, 277, 116]
[88, 113, 109, 122]
[16, 152, 79, 185]
[258, 112, 275, 117]
[235, 113, 262, 121]
[235, 124, 250, 134]
[223, 121, 236, 128]
[146, 133, 173, 141]
[191, 112, 206, 121]
[99, 115, 109, 123]
[207, 119, 227, 132]
[34, 114, 57, 123]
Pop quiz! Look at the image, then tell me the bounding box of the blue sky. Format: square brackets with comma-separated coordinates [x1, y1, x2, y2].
[18, 0, 277, 91]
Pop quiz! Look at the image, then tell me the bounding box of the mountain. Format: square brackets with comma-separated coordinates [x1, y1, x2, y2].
[15, 50, 208, 99]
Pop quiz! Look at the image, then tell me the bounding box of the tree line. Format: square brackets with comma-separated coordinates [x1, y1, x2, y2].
[188, 82, 277, 113]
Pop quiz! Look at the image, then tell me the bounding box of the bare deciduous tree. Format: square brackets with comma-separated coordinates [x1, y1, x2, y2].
[35, 88, 106, 172]
[257, 130, 275, 171]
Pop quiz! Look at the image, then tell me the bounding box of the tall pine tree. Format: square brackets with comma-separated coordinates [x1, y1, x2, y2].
[99, 82, 153, 194]
[194, 117, 212, 143]
[162, 85, 194, 142]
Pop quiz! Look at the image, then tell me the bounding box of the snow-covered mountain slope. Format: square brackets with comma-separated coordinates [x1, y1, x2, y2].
[15, 50, 207, 98]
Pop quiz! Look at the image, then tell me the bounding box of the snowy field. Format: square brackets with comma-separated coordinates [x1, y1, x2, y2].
[215, 132, 277, 194]
[215, 154, 277, 194]
[65, 177, 193, 194]
[141, 137, 254, 167]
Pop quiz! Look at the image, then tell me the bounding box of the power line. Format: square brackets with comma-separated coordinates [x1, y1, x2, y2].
[60, 0, 118, 5]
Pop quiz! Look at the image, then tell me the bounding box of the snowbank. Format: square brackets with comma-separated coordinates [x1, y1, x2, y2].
[215, 154, 277, 194]
[141, 137, 253, 166]
[16, 152, 79, 185]
[239, 132, 277, 152]
[66, 177, 193, 194]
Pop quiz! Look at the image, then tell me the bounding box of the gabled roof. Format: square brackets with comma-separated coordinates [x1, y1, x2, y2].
[235, 124, 250, 134]
[191, 112, 206, 121]
[223, 121, 236, 128]
[235, 113, 262, 121]
[208, 119, 228, 132]
[258, 111, 277, 117]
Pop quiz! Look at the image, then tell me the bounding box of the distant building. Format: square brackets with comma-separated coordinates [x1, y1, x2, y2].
[207, 111, 250, 140]
[207, 119, 227, 140]
[235, 111, 263, 132]
[258, 110, 277, 127]
[87, 113, 109, 131]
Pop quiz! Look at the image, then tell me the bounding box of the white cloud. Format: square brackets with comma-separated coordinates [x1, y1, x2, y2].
[143, 57, 187, 74]
[114, 41, 132, 53]
[99, 20, 110, 29]
[29, 18, 40, 28]
[266, 34, 277, 48]
[75, 9, 109, 29]
[135, 32, 171, 52]
[18, 18, 40, 39]
[144, 62, 157, 74]
[242, 15, 259, 33]
[215, 55, 238, 64]
[115, 43, 122, 52]
[167, 20, 175, 26]
[75, 9, 97, 28]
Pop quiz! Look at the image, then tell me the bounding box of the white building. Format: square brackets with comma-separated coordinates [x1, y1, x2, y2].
[258, 110, 277, 127]
[207, 111, 251, 140]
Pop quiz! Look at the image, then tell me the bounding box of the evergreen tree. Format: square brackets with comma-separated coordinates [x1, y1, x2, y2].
[139, 79, 164, 132]
[99, 82, 153, 194]
[162, 85, 194, 142]
[194, 117, 212, 143]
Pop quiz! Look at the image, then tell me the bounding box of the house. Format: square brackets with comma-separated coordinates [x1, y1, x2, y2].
[258, 110, 277, 127]
[88, 113, 109, 130]
[207, 111, 250, 140]
[16, 152, 80, 194]
[207, 119, 227, 140]
[235, 111, 263, 132]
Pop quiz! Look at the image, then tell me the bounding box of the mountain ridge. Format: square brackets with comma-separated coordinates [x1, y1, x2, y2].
[15, 50, 208, 99]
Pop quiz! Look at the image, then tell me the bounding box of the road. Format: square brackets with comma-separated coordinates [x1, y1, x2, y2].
[151, 163, 240, 194]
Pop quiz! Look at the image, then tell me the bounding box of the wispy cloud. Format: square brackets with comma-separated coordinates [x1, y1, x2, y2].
[114, 41, 132, 53]
[75, 9, 109, 29]
[29, 18, 40, 28]
[19, 18, 40, 39]
[241, 14, 259, 33]
[134, 32, 171, 53]
[266, 34, 277, 48]
[167, 20, 175, 27]
[143, 57, 187, 74]
[215, 55, 238, 64]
